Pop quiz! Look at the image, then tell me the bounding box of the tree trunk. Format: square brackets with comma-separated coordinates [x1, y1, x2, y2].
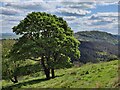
[51, 68, 55, 78]
[14, 76, 18, 83]
[44, 68, 50, 80]
[10, 76, 18, 83]
[41, 56, 50, 80]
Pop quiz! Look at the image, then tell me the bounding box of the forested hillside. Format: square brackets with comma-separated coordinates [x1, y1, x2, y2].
[79, 41, 118, 63]
[74, 31, 118, 45]
[73, 31, 119, 63]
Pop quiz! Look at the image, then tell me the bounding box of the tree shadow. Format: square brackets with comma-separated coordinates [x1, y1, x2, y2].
[2, 78, 47, 90]
[2, 74, 65, 90]
[55, 74, 65, 78]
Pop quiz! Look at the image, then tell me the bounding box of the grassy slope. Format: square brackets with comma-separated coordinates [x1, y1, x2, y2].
[2, 60, 118, 89]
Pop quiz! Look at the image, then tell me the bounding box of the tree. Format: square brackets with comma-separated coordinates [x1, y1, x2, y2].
[2, 39, 19, 83]
[9, 12, 80, 80]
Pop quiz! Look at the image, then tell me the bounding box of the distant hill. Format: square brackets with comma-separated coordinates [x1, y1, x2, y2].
[78, 41, 118, 63]
[1, 33, 20, 40]
[74, 31, 119, 63]
[74, 31, 118, 45]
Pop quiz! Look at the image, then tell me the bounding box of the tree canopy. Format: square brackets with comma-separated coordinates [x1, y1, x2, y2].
[9, 12, 80, 80]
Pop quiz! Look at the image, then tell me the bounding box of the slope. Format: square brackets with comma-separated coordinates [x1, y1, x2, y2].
[2, 60, 119, 89]
[74, 31, 119, 63]
[78, 41, 118, 63]
[74, 31, 118, 45]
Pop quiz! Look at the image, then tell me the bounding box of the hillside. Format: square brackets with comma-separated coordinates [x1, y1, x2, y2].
[2, 60, 119, 89]
[78, 41, 118, 63]
[1, 33, 20, 40]
[74, 31, 118, 45]
[73, 31, 119, 63]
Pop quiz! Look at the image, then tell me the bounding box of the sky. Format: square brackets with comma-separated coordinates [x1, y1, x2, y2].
[0, 0, 119, 34]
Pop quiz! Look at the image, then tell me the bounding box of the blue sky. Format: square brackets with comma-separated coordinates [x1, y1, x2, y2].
[0, 0, 119, 34]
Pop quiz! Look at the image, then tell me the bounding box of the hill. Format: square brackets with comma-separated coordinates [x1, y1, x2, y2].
[78, 41, 118, 63]
[74, 31, 118, 45]
[1, 33, 20, 40]
[74, 31, 119, 63]
[2, 60, 119, 89]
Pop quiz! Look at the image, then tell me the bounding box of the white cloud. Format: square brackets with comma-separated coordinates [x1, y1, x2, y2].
[0, 0, 43, 2]
[96, 0, 119, 3]
[82, 3, 96, 9]
[2, 21, 19, 33]
[62, 16, 77, 21]
[59, 0, 96, 3]
[5, 2, 46, 10]
[77, 12, 118, 34]
[0, 0, 118, 34]
[57, 8, 91, 16]
[2, 14, 24, 22]
[0, 7, 23, 15]
[61, 2, 96, 10]
[89, 13, 117, 23]
[94, 12, 118, 17]
[0, 0, 119, 4]
[0, 0, 20, 2]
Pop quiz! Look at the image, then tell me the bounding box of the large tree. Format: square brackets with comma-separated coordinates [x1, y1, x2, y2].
[9, 12, 80, 80]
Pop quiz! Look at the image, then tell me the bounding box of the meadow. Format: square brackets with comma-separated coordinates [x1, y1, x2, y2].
[2, 60, 119, 89]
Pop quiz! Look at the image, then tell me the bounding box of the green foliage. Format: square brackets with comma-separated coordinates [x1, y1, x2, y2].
[2, 40, 41, 81]
[2, 40, 16, 80]
[9, 12, 80, 69]
[2, 39, 16, 58]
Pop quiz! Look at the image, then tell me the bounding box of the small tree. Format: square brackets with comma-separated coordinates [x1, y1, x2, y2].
[2, 39, 20, 83]
[9, 12, 80, 79]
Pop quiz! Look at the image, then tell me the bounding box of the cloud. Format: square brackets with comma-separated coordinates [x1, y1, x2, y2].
[86, 12, 118, 26]
[0, 0, 20, 2]
[96, 0, 119, 3]
[1, 14, 25, 33]
[62, 16, 77, 21]
[60, 2, 96, 10]
[93, 12, 118, 17]
[5, 2, 49, 10]
[95, 1, 118, 6]
[77, 12, 118, 34]
[1, 21, 19, 33]
[2, 14, 24, 22]
[0, 0, 118, 34]
[0, 7, 22, 15]
[56, 8, 91, 16]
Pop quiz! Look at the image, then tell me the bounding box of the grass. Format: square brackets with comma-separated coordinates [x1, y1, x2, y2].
[2, 60, 119, 89]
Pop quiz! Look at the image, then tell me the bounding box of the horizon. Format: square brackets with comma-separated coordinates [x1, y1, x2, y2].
[0, 0, 119, 34]
[1, 30, 119, 35]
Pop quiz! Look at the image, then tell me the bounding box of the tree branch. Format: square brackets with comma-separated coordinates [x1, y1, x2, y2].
[29, 58, 40, 61]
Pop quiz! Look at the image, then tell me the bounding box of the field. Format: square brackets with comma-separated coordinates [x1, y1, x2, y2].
[2, 60, 119, 89]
